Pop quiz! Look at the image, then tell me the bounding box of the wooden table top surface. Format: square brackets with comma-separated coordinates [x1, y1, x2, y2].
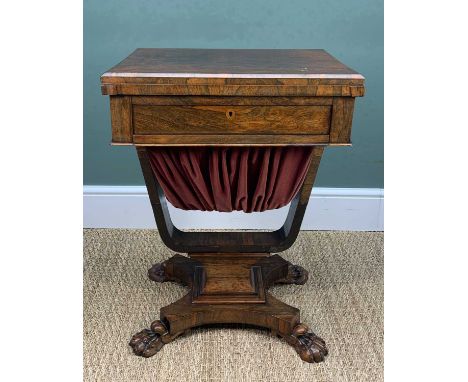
[102, 48, 364, 80]
[101, 48, 364, 98]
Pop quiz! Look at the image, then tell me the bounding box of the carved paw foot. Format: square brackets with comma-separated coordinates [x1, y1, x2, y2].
[277, 264, 309, 285]
[148, 262, 170, 282]
[129, 320, 174, 358]
[287, 324, 328, 363]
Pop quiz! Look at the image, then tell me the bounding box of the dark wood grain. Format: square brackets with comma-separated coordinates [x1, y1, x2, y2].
[133, 105, 330, 135]
[190, 253, 267, 304]
[330, 97, 356, 143]
[102, 83, 364, 97]
[110, 96, 132, 143]
[101, 49, 365, 97]
[130, 252, 328, 362]
[132, 134, 331, 146]
[131, 96, 334, 106]
[108, 93, 358, 145]
[103, 48, 363, 77]
[102, 48, 365, 363]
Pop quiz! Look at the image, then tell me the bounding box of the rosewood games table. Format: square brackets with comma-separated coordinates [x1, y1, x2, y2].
[100, 48, 365, 363]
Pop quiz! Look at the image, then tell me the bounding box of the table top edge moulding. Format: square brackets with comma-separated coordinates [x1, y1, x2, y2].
[101, 48, 365, 97]
[100, 48, 365, 363]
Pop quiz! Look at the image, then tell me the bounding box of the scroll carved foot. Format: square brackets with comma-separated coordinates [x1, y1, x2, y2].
[148, 262, 170, 283]
[147, 255, 199, 286]
[129, 320, 182, 358]
[285, 323, 328, 363]
[276, 264, 309, 285]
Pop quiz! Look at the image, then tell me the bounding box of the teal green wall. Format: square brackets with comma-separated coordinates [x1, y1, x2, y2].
[84, 0, 383, 188]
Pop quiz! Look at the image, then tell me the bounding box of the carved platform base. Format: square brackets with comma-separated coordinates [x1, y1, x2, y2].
[130, 253, 327, 363]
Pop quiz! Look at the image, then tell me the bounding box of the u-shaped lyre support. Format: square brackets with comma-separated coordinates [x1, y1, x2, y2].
[136, 146, 324, 254]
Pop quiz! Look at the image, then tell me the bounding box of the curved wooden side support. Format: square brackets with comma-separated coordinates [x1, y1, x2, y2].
[136, 146, 324, 254]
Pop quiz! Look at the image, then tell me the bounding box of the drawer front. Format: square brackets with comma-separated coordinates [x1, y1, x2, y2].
[133, 105, 331, 135]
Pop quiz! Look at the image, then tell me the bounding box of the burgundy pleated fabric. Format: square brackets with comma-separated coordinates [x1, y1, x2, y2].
[147, 146, 314, 213]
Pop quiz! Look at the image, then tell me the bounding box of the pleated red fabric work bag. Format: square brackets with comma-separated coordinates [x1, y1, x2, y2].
[147, 146, 314, 213]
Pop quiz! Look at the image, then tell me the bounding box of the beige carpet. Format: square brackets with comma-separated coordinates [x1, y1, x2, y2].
[84, 229, 383, 382]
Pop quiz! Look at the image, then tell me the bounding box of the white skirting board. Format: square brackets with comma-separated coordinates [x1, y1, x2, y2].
[83, 186, 383, 231]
